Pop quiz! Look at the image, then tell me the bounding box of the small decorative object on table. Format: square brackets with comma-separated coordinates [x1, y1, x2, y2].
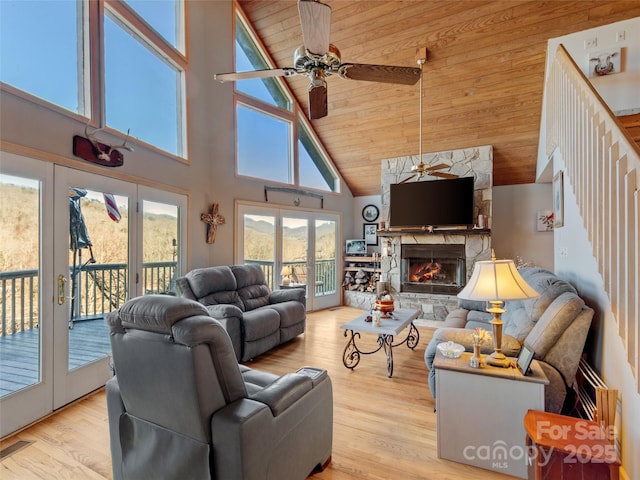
[375, 292, 394, 318]
[470, 327, 491, 368]
[372, 309, 382, 327]
[437, 341, 465, 359]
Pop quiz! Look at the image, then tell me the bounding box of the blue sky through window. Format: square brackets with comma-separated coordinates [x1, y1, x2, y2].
[104, 14, 180, 155]
[237, 104, 290, 183]
[0, 1, 81, 113]
[124, 0, 179, 49]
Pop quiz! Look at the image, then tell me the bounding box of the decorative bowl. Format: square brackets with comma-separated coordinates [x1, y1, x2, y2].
[375, 299, 395, 316]
[437, 341, 465, 359]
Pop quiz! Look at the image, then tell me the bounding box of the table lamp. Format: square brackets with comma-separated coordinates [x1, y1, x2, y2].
[457, 250, 539, 367]
[281, 266, 292, 286]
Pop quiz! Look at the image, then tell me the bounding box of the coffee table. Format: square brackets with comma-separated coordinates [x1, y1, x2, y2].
[340, 308, 420, 377]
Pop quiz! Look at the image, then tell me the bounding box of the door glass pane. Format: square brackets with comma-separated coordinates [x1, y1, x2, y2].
[243, 214, 275, 288]
[0, 175, 41, 397]
[315, 219, 337, 296]
[283, 217, 308, 288]
[68, 189, 127, 371]
[142, 200, 179, 295]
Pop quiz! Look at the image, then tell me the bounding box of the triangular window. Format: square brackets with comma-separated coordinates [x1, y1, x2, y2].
[235, 14, 291, 110]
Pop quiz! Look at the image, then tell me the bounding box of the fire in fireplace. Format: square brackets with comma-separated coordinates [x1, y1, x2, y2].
[401, 244, 466, 295]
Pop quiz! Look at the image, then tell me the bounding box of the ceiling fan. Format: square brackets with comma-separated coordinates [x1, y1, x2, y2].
[214, 0, 421, 119]
[399, 56, 458, 184]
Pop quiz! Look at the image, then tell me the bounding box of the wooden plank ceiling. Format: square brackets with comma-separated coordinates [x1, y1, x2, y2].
[237, 1, 640, 197]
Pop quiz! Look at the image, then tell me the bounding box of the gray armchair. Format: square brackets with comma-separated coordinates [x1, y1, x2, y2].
[105, 295, 332, 480]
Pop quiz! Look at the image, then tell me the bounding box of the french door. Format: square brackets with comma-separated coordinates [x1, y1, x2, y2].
[0, 154, 186, 437]
[236, 203, 340, 311]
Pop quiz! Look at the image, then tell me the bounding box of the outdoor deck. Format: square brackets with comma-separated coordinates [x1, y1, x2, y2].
[0, 319, 111, 397]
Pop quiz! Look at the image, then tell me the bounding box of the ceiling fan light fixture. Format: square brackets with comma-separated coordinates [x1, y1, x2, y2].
[216, 0, 421, 119]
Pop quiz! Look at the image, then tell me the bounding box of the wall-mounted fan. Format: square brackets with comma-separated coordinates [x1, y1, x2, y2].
[399, 56, 458, 184]
[214, 0, 421, 119]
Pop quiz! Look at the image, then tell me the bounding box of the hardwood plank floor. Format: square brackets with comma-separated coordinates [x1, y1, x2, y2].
[0, 306, 517, 479]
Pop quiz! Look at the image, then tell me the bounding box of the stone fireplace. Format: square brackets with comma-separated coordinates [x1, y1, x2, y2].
[343, 145, 493, 322]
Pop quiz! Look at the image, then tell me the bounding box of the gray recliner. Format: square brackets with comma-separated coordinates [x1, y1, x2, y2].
[105, 295, 332, 480]
[424, 267, 594, 413]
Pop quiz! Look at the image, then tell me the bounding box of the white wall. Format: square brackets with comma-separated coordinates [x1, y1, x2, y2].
[492, 183, 554, 270]
[553, 151, 639, 480]
[0, 1, 354, 271]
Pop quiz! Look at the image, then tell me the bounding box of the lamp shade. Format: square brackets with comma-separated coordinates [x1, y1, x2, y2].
[458, 258, 539, 301]
[281, 266, 292, 276]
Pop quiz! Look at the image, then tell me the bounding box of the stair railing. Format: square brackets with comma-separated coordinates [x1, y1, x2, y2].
[545, 44, 639, 393]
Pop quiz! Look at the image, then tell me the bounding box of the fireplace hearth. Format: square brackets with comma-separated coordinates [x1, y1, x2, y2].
[401, 244, 466, 295]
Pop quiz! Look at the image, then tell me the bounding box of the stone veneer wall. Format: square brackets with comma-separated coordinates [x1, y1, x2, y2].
[344, 145, 493, 322]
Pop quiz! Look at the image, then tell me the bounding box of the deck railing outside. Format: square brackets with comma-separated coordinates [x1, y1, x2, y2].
[1, 259, 336, 336]
[0, 261, 177, 336]
[243, 258, 337, 295]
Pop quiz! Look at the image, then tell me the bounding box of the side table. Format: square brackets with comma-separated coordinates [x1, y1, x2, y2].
[434, 352, 548, 479]
[523, 409, 620, 480]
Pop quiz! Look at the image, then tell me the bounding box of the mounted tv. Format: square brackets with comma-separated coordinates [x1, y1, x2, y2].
[390, 177, 475, 229]
[345, 239, 366, 255]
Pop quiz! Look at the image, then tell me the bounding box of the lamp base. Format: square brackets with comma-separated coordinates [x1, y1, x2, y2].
[486, 351, 511, 368]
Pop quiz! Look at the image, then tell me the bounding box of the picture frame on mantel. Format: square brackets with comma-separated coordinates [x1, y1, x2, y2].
[363, 223, 378, 246]
[553, 171, 564, 228]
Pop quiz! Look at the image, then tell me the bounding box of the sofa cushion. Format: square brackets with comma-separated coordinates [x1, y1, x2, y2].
[502, 268, 578, 342]
[524, 292, 585, 358]
[232, 265, 271, 311]
[185, 267, 243, 309]
[242, 308, 280, 341]
[269, 301, 305, 328]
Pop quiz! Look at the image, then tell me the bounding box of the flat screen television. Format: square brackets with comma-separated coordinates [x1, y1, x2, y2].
[390, 176, 474, 228]
[345, 239, 366, 255]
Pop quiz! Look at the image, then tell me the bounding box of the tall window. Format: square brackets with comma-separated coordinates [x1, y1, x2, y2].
[234, 9, 339, 193]
[0, 0, 186, 159]
[0, 1, 87, 115]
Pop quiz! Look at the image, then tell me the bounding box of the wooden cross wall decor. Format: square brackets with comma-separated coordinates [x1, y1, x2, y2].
[201, 203, 225, 244]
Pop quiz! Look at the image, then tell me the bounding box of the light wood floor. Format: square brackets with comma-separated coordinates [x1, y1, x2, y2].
[0, 306, 517, 479]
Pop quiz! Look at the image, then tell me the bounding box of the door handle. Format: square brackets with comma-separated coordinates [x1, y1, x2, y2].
[58, 274, 67, 305]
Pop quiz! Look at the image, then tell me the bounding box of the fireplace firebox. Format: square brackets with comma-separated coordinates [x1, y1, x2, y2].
[401, 244, 466, 295]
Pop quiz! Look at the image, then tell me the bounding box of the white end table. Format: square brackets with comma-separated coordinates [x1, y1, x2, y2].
[434, 352, 548, 479]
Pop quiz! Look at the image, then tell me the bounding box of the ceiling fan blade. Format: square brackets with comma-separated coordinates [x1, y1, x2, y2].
[214, 68, 297, 83]
[308, 83, 328, 119]
[430, 172, 459, 179]
[298, 0, 332, 55]
[399, 174, 416, 184]
[425, 163, 450, 171]
[338, 63, 421, 85]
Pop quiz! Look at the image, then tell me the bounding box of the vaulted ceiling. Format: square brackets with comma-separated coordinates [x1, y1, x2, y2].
[237, 1, 640, 197]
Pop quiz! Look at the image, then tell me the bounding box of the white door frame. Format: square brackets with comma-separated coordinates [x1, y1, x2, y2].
[0, 152, 55, 437]
[235, 201, 341, 311]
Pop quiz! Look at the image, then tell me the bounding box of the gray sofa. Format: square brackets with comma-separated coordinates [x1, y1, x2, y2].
[176, 264, 306, 361]
[105, 295, 332, 480]
[424, 267, 594, 413]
